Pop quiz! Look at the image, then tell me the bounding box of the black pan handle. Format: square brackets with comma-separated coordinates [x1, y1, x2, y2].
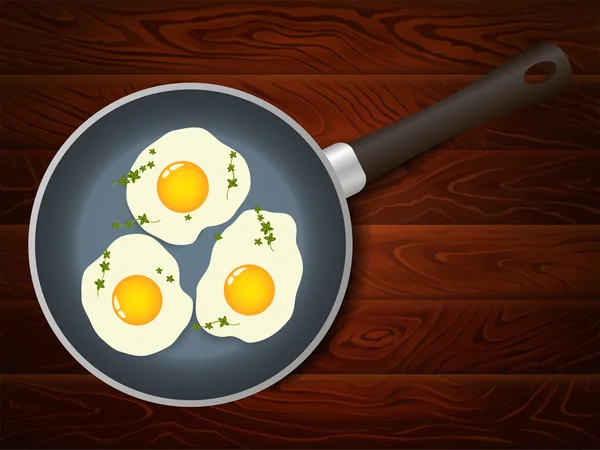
[348, 42, 571, 184]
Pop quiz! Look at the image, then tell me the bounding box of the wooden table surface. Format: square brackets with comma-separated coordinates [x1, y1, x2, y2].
[1, 1, 599, 448]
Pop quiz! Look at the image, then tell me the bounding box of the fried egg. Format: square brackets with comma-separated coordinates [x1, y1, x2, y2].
[81, 234, 193, 356]
[125, 128, 250, 246]
[195, 208, 303, 343]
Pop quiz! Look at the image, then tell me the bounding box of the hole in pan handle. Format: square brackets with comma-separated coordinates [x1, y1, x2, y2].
[323, 42, 571, 197]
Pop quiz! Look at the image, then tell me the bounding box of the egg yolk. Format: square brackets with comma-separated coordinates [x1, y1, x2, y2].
[224, 265, 275, 316]
[112, 275, 163, 325]
[157, 161, 209, 213]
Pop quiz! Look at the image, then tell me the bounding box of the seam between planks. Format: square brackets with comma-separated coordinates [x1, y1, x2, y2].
[2, 74, 599, 80]
[2, 373, 599, 381]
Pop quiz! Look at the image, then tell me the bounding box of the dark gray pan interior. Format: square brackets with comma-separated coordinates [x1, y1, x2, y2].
[33, 89, 348, 401]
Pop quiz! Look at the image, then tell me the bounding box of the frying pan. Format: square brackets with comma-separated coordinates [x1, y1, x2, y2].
[30, 42, 571, 406]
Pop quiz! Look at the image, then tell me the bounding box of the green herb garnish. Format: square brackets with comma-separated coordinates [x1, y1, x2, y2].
[254, 206, 275, 252]
[112, 148, 156, 187]
[114, 175, 129, 187]
[265, 233, 276, 247]
[156, 267, 163, 274]
[226, 151, 238, 199]
[94, 279, 105, 292]
[214, 233, 222, 241]
[260, 221, 274, 235]
[166, 275, 174, 283]
[127, 170, 140, 184]
[94, 250, 110, 296]
[185, 214, 192, 221]
[192, 316, 239, 330]
[112, 213, 159, 229]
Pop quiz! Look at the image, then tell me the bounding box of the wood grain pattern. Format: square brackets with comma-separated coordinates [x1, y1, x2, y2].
[3, 225, 599, 300]
[1, 151, 51, 225]
[3, 150, 599, 226]
[1, 374, 598, 448]
[2, 298, 598, 375]
[351, 225, 600, 299]
[354, 149, 600, 225]
[1, 1, 599, 448]
[1, 1, 598, 75]
[2, 75, 599, 151]
[0, 227, 31, 300]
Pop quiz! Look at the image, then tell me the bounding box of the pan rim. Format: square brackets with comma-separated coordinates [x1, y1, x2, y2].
[28, 82, 353, 407]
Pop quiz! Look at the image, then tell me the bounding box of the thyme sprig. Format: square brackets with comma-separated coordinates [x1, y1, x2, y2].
[226, 151, 238, 199]
[192, 316, 240, 330]
[94, 250, 111, 296]
[253, 206, 276, 251]
[112, 213, 159, 229]
[112, 148, 156, 187]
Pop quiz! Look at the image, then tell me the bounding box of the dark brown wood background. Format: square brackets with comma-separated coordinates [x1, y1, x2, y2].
[1, 1, 599, 448]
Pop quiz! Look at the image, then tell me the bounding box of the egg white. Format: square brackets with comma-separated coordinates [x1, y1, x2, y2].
[126, 127, 251, 246]
[195, 209, 303, 343]
[81, 234, 193, 356]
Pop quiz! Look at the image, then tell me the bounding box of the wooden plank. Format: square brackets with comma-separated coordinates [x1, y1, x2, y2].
[0, 226, 31, 300]
[3, 149, 599, 226]
[354, 149, 600, 225]
[0, 1, 598, 75]
[1, 298, 598, 375]
[3, 225, 599, 300]
[351, 225, 600, 299]
[1, 374, 598, 448]
[2, 75, 598, 151]
[1, 151, 51, 225]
